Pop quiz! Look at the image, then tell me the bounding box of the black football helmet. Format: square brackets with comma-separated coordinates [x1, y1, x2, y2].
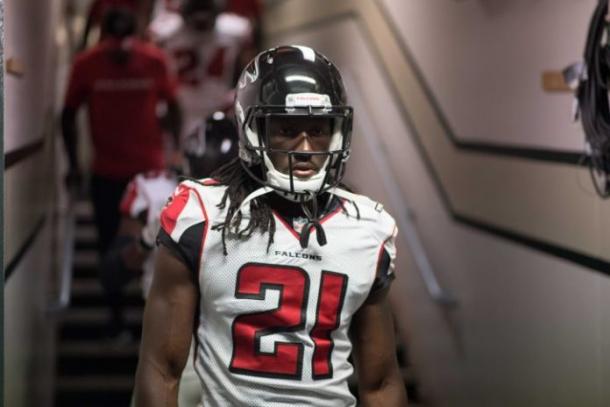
[234, 45, 353, 202]
[184, 112, 239, 178]
[181, 0, 218, 31]
[101, 7, 137, 39]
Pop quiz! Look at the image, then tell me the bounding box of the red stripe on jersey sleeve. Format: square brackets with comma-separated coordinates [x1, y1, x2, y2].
[160, 185, 191, 235]
[119, 180, 138, 216]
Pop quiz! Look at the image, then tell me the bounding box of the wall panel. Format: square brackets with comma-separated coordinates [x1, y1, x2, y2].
[4, 0, 64, 406]
[265, 1, 609, 405]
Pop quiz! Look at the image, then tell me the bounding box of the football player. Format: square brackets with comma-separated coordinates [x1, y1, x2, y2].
[80, 0, 147, 50]
[134, 46, 408, 406]
[150, 0, 253, 142]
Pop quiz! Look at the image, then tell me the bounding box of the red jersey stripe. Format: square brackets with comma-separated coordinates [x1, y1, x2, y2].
[160, 185, 191, 235]
[119, 180, 138, 215]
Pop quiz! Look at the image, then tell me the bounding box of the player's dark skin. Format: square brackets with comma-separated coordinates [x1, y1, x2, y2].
[267, 116, 333, 178]
[134, 117, 408, 406]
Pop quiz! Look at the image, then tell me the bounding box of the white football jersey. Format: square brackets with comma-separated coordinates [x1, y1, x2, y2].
[151, 12, 252, 139]
[120, 170, 178, 297]
[158, 179, 398, 407]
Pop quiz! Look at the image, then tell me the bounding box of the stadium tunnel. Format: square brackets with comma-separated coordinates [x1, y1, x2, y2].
[4, 0, 610, 406]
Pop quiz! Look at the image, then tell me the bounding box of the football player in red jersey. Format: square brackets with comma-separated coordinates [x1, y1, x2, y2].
[134, 46, 408, 406]
[62, 7, 182, 261]
[80, 0, 147, 50]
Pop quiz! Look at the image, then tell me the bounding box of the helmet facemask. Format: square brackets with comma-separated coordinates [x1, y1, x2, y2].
[238, 104, 353, 202]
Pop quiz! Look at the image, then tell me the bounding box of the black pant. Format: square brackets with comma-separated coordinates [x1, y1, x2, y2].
[90, 174, 131, 336]
[90, 174, 130, 256]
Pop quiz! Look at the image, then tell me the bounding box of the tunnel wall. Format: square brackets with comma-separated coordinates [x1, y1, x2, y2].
[263, 1, 609, 406]
[4, 0, 69, 405]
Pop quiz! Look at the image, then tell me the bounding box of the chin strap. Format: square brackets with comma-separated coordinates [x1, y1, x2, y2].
[298, 186, 361, 248]
[299, 191, 327, 249]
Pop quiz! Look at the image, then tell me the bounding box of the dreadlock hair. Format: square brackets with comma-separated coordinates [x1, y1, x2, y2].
[205, 157, 360, 256]
[207, 157, 275, 255]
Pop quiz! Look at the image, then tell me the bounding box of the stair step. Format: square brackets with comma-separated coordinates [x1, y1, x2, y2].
[60, 340, 140, 357]
[70, 292, 144, 308]
[60, 322, 142, 341]
[76, 216, 95, 226]
[75, 225, 97, 241]
[71, 279, 141, 296]
[75, 239, 98, 251]
[73, 251, 98, 268]
[62, 307, 143, 325]
[57, 353, 139, 376]
[55, 391, 132, 407]
[74, 200, 94, 216]
[55, 375, 134, 407]
[72, 265, 98, 280]
[56, 374, 133, 391]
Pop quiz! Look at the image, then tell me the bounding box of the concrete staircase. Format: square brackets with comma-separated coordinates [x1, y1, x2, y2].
[54, 203, 143, 407]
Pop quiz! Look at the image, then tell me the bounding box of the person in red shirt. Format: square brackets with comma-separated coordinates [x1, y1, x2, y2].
[81, 0, 153, 50]
[89, 0, 140, 24]
[226, 0, 261, 20]
[62, 7, 182, 260]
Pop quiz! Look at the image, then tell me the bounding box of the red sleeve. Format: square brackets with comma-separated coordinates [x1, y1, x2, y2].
[64, 56, 90, 109]
[158, 183, 207, 274]
[159, 182, 208, 241]
[227, 0, 262, 19]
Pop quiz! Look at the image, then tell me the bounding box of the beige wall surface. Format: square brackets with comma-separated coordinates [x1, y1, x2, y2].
[4, 0, 65, 406]
[4, 227, 57, 407]
[265, 1, 609, 406]
[4, 0, 61, 152]
[380, 0, 593, 150]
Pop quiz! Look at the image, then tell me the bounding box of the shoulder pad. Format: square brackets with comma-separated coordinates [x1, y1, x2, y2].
[335, 189, 396, 241]
[338, 190, 383, 212]
[215, 12, 252, 40]
[149, 11, 183, 43]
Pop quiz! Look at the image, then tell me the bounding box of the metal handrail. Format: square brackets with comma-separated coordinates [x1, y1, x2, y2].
[346, 74, 457, 307]
[47, 194, 76, 313]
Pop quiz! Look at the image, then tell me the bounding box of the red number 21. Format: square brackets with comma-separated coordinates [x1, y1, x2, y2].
[229, 264, 348, 380]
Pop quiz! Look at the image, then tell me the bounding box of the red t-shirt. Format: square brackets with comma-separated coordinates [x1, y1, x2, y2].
[226, 0, 262, 20]
[65, 38, 177, 179]
[89, 0, 139, 24]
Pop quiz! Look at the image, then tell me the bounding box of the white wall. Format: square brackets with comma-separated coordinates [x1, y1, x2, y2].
[265, 1, 609, 406]
[4, 0, 66, 405]
[381, 0, 593, 150]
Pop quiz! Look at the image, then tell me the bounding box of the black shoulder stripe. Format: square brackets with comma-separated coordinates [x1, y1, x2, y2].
[367, 248, 395, 298]
[157, 224, 204, 278]
[377, 247, 391, 277]
[178, 221, 205, 275]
